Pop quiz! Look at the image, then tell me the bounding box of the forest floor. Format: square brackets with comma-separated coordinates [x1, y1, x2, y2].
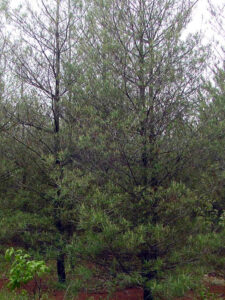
[175, 274, 225, 300]
[0, 273, 225, 300]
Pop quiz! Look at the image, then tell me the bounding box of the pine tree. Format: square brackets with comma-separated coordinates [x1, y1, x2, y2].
[2, 0, 83, 283]
[69, 1, 215, 299]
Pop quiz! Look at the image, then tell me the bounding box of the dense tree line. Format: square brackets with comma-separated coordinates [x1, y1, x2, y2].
[0, 0, 224, 299]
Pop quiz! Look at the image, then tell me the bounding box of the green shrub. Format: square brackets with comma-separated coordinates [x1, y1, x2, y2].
[5, 247, 49, 298]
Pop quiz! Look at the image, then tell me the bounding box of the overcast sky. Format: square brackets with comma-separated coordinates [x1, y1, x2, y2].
[188, 0, 211, 34]
[186, 0, 215, 43]
[9, 0, 224, 46]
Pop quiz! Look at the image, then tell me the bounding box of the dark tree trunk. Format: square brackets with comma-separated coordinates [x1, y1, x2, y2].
[143, 269, 157, 300]
[53, 0, 66, 284]
[143, 267, 158, 300]
[143, 285, 154, 300]
[57, 253, 66, 283]
[55, 218, 66, 283]
[140, 247, 158, 300]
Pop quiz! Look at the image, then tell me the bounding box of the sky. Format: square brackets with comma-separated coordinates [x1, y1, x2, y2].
[188, 0, 225, 60]
[187, 0, 211, 37]
[8, 0, 224, 47]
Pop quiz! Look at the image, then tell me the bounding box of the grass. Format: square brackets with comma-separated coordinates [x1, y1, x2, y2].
[0, 288, 52, 300]
[0, 288, 29, 300]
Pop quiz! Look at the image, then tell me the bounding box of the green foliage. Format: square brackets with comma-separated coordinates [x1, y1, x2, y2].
[149, 273, 197, 299]
[195, 285, 224, 300]
[0, 288, 29, 300]
[0, 0, 224, 299]
[0, 288, 50, 300]
[5, 248, 49, 291]
[71, 181, 222, 298]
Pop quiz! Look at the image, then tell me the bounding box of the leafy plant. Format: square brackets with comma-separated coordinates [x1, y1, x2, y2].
[5, 248, 49, 299]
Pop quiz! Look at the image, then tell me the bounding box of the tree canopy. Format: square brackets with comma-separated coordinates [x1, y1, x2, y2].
[0, 0, 224, 299]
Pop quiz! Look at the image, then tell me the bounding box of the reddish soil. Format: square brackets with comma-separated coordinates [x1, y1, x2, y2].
[53, 288, 143, 300]
[0, 277, 224, 299]
[175, 283, 225, 300]
[0, 278, 143, 299]
[0, 278, 7, 290]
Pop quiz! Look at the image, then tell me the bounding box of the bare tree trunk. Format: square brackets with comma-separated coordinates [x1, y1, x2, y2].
[138, 18, 148, 186]
[54, 0, 66, 283]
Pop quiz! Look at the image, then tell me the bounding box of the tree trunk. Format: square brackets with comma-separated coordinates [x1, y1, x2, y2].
[57, 253, 66, 283]
[54, 0, 66, 283]
[142, 268, 157, 300]
[143, 284, 154, 300]
[140, 247, 158, 300]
